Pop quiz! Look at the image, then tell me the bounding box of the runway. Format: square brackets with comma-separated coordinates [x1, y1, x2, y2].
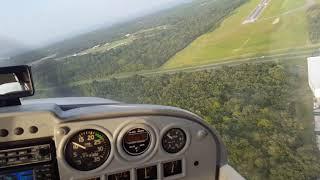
[243, 0, 270, 24]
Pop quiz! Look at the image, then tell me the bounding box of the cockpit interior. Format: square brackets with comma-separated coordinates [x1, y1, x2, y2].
[0, 66, 243, 180]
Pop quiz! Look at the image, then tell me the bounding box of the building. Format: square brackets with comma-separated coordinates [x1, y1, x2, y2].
[308, 57, 320, 100]
[308, 57, 320, 150]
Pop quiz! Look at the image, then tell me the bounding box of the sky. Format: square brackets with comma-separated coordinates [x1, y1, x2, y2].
[0, 0, 180, 47]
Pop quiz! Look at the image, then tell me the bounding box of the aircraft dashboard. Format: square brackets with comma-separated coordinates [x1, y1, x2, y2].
[0, 97, 228, 180]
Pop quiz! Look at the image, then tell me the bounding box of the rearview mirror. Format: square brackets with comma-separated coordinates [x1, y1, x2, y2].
[0, 65, 34, 99]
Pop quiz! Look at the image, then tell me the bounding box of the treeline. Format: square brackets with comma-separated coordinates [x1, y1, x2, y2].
[32, 0, 247, 88]
[36, 62, 320, 179]
[307, 5, 320, 44]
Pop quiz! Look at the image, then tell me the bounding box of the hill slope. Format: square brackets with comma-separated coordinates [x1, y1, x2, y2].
[0, 36, 28, 58]
[163, 0, 316, 69]
[28, 0, 247, 88]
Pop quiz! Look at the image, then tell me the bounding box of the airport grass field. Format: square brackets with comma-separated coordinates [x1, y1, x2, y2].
[163, 0, 315, 69]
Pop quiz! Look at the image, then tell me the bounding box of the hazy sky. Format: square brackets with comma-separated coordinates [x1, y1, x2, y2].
[0, 0, 179, 47]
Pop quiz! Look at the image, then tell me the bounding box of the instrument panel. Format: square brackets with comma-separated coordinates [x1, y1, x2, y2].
[0, 101, 226, 180]
[62, 126, 189, 173]
[56, 116, 216, 180]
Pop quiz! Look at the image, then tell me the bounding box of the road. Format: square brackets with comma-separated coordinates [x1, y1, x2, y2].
[37, 46, 320, 91]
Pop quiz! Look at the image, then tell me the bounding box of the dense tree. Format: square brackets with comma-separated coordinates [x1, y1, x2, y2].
[36, 62, 320, 179]
[30, 0, 247, 87]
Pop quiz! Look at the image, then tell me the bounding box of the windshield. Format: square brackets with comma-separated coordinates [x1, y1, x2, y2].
[1, 0, 320, 178]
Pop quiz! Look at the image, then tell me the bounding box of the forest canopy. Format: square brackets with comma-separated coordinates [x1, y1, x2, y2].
[36, 62, 320, 179]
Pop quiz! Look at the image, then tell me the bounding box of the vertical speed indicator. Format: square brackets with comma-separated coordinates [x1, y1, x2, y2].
[64, 129, 111, 171]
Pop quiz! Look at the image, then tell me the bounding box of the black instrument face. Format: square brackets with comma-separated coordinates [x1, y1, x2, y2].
[122, 128, 151, 156]
[108, 171, 131, 180]
[64, 129, 111, 171]
[162, 128, 187, 154]
[163, 160, 183, 177]
[136, 165, 157, 180]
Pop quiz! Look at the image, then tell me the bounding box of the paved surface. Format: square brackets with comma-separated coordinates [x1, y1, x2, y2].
[243, 0, 270, 24]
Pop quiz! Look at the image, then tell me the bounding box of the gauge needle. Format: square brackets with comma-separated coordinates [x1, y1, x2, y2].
[167, 134, 173, 139]
[171, 162, 175, 173]
[72, 142, 86, 150]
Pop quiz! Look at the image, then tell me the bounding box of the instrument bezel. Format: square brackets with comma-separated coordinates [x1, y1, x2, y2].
[160, 124, 191, 156]
[115, 123, 158, 162]
[57, 125, 114, 174]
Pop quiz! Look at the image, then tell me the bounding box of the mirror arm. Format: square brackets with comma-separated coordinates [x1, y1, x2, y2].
[0, 98, 21, 107]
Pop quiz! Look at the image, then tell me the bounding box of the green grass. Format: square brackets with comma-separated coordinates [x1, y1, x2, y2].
[163, 0, 312, 69]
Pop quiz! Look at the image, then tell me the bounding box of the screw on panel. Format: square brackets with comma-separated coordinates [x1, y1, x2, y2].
[14, 127, 24, 135]
[56, 127, 70, 136]
[0, 129, 9, 137]
[194, 161, 199, 166]
[197, 129, 208, 139]
[29, 126, 38, 134]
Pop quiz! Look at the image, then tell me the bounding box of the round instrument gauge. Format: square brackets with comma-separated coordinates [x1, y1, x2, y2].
[64, 129, 111, 171]
[122, 128, 151, 156]
[162, 128, 187, 154]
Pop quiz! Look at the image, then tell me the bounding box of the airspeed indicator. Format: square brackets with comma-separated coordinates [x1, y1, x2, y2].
[64, 129, 111, 171]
